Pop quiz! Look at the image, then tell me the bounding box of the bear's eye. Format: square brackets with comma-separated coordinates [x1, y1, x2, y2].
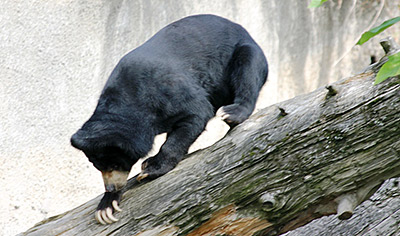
[111, 164, 119, 170]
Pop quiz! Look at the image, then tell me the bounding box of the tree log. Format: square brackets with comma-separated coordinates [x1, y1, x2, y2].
[20, 38, 400, 236]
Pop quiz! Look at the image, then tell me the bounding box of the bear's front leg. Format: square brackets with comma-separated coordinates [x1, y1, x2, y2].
[137, 114, 211, 181]
[95, 170, 129, 224]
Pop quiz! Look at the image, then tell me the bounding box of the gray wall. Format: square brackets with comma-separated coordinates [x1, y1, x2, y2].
[1, 0, 398, 234]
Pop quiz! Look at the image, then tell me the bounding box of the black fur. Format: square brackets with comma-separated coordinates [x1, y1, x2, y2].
[96, 191, 122, 211]
[71, 14, 268, 182]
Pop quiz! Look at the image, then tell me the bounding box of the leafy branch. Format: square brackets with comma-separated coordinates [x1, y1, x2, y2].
[356, 17, 400, 45]
[309, 0, 400, 84]
[374, 52, 400, 84]
[357, 17, 400, 84]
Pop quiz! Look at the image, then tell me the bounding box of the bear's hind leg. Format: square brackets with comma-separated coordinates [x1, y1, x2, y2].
[217, 44, 268, 128]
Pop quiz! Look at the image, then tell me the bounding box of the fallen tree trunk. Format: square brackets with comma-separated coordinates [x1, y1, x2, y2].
[20, 38, 400, 236]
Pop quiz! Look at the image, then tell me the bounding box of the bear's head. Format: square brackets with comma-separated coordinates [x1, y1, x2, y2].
[70, 116, 152, 192]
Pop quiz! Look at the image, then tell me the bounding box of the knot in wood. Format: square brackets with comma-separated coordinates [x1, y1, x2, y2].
[260, 192, 276, 211]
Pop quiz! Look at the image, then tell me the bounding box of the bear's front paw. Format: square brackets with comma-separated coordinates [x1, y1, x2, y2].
[217, 104, 250, 127]
[137, 157, 174, 181]
[95, 191, 122, 225]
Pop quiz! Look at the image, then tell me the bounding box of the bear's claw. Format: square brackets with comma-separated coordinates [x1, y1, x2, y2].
[136, 160, 150, 181]
[95, 199, 121, 224]
[112, 199, 122, 212]
[216, 107, 231, 121]
[136, 172, 149, 181]
[138, 156, 174, 181]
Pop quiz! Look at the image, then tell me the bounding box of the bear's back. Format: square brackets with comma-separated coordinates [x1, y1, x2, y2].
[126, 15, 256, 65]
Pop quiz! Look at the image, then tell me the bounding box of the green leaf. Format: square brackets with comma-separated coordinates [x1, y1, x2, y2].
[375, 52, 400, 84]
[308, 0, 328, 8]
[357, 17, 400, 45]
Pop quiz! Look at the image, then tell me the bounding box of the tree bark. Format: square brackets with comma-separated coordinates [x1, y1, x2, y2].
[20, 38, 400, 236]
[283, 177, 400, 236]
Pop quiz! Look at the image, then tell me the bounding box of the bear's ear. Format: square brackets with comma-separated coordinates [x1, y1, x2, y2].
[70, 129, 89, 151]
[71, 128, 135, 159]
[70, 128, 115, 152]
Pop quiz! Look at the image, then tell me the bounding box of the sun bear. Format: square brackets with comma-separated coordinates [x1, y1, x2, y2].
[71, 14, 268, 224]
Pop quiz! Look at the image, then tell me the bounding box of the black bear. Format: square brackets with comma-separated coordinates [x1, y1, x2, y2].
[71, 14, 268, 224]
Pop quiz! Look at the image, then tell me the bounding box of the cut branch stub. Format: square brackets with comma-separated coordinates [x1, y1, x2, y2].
[325, 85, 338, 99]
[278, 107, 288, 118]
[365, 36, 400, 73]
[380, 36, 400, 54]
[335, 180, 383, 220]
[336, 193, 357, 220]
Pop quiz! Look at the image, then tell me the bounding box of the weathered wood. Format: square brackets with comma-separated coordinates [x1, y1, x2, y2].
[283, 177, 400, 236]
[284, 37, 400, 236]
[20, 39, 400, 236]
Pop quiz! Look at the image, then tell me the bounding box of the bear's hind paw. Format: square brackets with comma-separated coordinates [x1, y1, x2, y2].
[217, 104, 250, 127]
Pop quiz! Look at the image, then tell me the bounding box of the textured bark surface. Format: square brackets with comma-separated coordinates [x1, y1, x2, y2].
[284, 177, 400, 236]
[20, 43, 400, 236]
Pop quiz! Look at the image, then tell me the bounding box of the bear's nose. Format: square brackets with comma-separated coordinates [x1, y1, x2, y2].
[105, 183, 116, 192]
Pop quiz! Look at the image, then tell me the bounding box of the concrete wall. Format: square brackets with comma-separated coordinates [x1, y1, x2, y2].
[1, 0, 399, 234]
